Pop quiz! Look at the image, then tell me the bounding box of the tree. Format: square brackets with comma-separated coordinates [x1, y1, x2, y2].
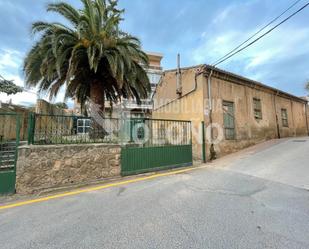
[23, 0, 150, 112]
[0, 75, 23, 95]
[306, 81, 309, 94]
[54, 102, 68, 109]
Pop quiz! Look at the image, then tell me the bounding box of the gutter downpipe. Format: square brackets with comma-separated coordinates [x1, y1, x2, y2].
[176, 54, 182, 95]
[273, 91, 281, 139]
[181, 72, 198, 98]
[154, 68, 201, 111]
[305, 102, 309, 136]
[207, 69, 214, 144]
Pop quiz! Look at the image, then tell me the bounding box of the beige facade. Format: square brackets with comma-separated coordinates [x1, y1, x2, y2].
[147, 52, 163, 70]
[307, 103, 309, 128]
[153, 65, 309, 161]
[305, 97, 309, 129]
[307, 111, 309, 132]
[153, 66, 205, 159]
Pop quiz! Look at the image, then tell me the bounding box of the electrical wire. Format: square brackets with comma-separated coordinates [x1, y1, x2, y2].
[212, 1, 309, 67]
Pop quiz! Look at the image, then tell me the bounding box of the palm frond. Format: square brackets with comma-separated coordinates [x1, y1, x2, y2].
[24, 0, 150, 110]
[47, 2, 81, 26]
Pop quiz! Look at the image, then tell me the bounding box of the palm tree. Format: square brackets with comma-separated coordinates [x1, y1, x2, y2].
[24, 0, 150, 112]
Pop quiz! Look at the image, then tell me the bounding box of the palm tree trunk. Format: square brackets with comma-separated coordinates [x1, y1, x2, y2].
[89, 81, 107, 140]
[90, 81, 105, 112]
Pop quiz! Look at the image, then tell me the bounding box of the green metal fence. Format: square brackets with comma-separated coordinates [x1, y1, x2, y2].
[121, 119, 193, 176]
[0, 113, 20, 195]
[26, 114, 193, 176]
[121, 145, 192, 176]
[28, 114, 192, 147]
[28, 113, 120, 145]
[122, 118, 191, 147]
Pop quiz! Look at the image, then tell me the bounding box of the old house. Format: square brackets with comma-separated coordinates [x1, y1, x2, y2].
[152, 65, 309, 161]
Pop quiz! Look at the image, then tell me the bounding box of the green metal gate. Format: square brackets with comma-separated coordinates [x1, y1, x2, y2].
[0, 113, 20, 195]
[121, 118, 193, 176]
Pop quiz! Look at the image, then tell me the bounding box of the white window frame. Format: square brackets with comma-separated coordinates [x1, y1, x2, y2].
[77, 118, 91, 134]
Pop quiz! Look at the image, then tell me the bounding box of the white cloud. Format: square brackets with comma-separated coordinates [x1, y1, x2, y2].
[1, 73, 24, 87]
[0, 91, 37, 106]
[175, 8, 186, 19]
[192, 30, 242, 64]
[0, 49, 29, 105]
[212, 5, 234, 24]
[0, 85, 71, 107]
[0, 49, 70, 107]
[190, 22, 309, 97]
[0, 72, 70, 107]
[192, 26, 309, 71]
[0, 49, 23, 70]
[212, 0, 259, 25]
[245, 50, 275, 69]
[0, 73, 36, 106]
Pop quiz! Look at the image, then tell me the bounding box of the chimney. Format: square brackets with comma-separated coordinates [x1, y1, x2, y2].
[176, 53, 182, 95]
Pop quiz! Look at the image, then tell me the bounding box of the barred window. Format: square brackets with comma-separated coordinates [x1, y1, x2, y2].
[253, 98, 262, 120]
[281, 109, 289, 127]
[158, 123, 165, 140]
[223, 101, 235, 140]
[137, 126, 145, 140]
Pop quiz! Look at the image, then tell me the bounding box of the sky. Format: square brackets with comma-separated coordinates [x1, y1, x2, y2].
[0, 0, 308, 107]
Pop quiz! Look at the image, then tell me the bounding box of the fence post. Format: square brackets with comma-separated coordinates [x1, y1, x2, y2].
[14, 114, 21, 177]
[27, 113, 35, 145]
[202, 121, 206, 163]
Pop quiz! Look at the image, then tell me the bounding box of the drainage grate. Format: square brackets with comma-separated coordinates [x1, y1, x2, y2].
[292, 140, 307, 143]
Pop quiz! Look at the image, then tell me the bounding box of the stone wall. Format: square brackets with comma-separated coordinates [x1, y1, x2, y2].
[16, 144, 121, 194]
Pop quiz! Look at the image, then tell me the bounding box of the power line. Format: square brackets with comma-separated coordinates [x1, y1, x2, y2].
[213, 1, 309, 67]
[211, 0, 303, 66]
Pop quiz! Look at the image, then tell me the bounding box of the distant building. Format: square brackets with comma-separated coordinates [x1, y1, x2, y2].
[153, 64, 309, 160]
[0, 102, 31, 141]
[118, 52, 163, 118]
[35, 99, 74, 115]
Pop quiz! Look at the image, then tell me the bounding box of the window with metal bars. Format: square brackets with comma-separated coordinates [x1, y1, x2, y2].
[137, 126, 145, 140]
[223, 101, 236, 140]
[157, 123, 165, 141]
[281, 108, 289, 127]
[253, 98, 262, 120]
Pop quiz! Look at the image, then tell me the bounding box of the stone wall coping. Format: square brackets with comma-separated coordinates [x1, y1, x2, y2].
[16, 143, 121, 194]
[19, 143, 121, 150]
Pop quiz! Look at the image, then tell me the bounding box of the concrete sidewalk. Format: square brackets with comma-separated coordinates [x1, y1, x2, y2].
[210, 136, 309, 190]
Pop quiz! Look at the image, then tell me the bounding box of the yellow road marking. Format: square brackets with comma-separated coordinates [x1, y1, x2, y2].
[0, 165, 205, 211]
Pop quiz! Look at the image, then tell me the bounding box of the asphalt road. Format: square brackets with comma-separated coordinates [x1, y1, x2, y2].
[1, 137, 309, 249]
